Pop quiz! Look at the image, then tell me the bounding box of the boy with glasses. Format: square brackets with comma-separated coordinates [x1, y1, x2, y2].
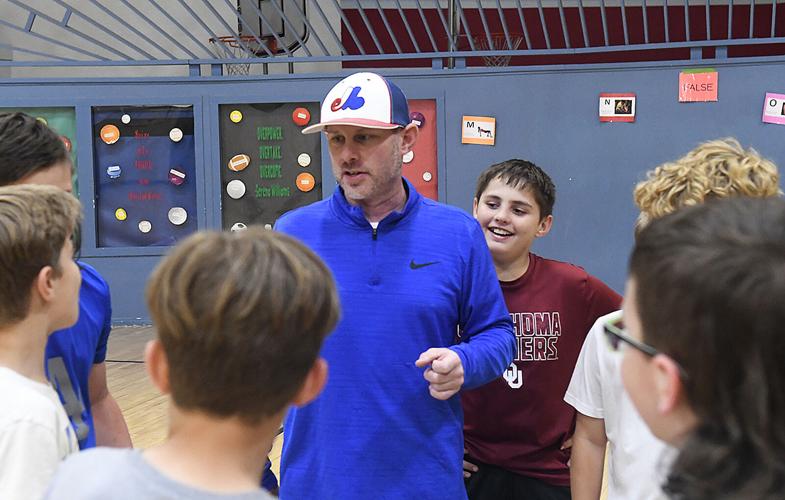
[565, 138, 780, 499]
[620, 197, 785, 499]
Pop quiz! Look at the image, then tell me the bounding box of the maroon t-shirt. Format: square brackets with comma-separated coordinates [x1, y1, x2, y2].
[462, 253, 621, 486]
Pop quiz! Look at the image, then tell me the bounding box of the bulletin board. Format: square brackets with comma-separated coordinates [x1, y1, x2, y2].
[218, 102, 321, 230]
[93, 105, 198, 247]
[0, 107, 78, 192]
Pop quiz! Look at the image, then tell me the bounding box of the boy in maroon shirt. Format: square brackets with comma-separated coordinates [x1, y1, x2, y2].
[463, 159, 621, 499]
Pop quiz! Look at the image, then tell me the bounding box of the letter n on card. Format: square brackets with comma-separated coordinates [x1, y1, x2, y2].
[679, 69, 718, 102]
[599, 93, 636, 122]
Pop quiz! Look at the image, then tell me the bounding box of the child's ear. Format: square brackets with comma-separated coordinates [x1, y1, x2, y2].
[472, 198, 479, 218]
[291, 357, 328, 407]
[652, 354, 685, 415]
[33, 265, 57, 304]
[144, 339, 171, 395]
[536, 214, 553, 238]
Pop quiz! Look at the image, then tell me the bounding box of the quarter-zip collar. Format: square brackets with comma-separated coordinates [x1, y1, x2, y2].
[330, 177, 421, 231]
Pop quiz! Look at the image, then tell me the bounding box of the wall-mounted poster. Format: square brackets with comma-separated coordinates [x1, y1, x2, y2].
[0, 107, 78, 192]
[219, 102, 322, 230]
[93, 105, 197, 248]
[405, 99, 438, 201]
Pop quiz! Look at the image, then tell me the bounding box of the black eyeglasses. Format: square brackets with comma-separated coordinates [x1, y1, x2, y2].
[603, 312, 688, 379]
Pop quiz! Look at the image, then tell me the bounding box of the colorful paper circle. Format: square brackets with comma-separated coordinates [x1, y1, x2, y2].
[226, 179, 246, 199]
[169, 128, 183, 142]
[292, 107, 311, 126]
[230, 222, 247, 232]
[422, 171, 433, 182]
[297, 153, 311, 167]
[121, 114, 131, 124]
[138, 220, 152, 233]
[36, 117, 48, 125]
[229, 110, 243, 123]
[403, 151, 414, 164]
[296, 172, 316, 192]
[100, 124, 120, 145]
[228, 154, 251, 172]
[169, 168, 186, 186]
[114, 208, 127, 221]
[168, 207, 188, 226]
[410, 111, 426, 128]
[107, 165, 122, 179]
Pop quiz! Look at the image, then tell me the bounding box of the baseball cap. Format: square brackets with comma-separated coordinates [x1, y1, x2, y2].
[302, 72, 410, 134]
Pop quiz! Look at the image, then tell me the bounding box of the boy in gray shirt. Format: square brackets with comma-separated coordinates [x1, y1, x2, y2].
[46, 227, 340, 499]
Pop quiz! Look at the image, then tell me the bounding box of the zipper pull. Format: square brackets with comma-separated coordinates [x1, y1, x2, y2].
[372, 226, 378, 240]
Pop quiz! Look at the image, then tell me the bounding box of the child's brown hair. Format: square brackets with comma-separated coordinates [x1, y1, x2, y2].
[0, 184, 81, 325]
[146, 227, 340, 422]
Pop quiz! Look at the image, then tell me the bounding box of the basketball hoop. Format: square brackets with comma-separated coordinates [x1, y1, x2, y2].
[469, 33, 524, 67]
[208, 35, 277, 75]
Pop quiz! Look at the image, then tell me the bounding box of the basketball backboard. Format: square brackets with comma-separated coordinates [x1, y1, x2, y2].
[236, 0, 307, 54]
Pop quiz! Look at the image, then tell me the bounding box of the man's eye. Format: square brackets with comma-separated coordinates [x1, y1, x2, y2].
[485, 202, 498, 209]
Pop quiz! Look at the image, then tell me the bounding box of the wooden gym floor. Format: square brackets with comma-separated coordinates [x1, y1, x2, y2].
[105, 326, 283, 477]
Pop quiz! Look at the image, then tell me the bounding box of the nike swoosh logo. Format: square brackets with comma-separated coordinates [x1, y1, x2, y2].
[410, 259, 439, 270]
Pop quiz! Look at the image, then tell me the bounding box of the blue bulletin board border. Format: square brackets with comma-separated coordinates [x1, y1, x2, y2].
[80, 97, 206, 257]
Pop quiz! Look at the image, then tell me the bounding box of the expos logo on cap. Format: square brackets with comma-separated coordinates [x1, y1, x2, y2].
[302, 72, 410, 134]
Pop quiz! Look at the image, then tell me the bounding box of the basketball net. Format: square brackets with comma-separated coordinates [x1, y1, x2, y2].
[473, 34, 524, 67]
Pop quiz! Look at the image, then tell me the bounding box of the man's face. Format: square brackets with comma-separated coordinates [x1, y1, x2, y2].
[324, 125, 415, 205]
[473, 178, 551, 267]
[13, 159, 73, 193]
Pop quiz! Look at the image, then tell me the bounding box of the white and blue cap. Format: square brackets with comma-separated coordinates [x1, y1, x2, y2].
[302, 72, 410, 134]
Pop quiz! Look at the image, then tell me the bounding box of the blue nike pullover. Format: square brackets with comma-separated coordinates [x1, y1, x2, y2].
[276, 179, 514, 499]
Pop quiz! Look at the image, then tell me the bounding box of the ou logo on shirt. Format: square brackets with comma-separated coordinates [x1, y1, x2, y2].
[503, 362, 523, 389]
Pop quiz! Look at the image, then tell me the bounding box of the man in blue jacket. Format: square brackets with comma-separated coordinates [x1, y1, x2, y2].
[275, 72, 515, 499]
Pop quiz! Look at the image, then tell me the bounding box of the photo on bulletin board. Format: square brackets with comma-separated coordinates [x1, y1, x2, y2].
[0, 107, 78, 192]
[93, 105, 197, 248]
[218, 102, 322, 230]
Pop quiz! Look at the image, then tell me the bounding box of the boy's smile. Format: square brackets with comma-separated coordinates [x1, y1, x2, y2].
[473, 178, 552, 277]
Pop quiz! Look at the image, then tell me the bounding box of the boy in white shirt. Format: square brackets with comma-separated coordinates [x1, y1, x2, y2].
[0, 184, 82, 499]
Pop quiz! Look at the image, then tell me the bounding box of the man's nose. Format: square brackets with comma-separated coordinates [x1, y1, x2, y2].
[336, 142, 358, 165]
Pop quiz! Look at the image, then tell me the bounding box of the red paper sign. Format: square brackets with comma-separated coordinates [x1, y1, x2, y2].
[679, 71, 718, 102]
